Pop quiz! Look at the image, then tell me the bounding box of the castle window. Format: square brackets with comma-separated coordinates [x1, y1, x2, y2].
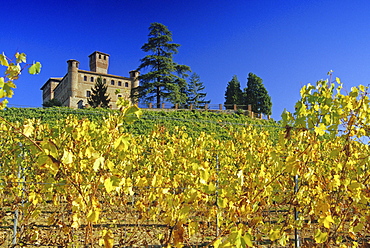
[103, 78, 106, 84]
[118, 81, 122, 86]
[104, 56, 106, 60]
[86, 91, 91, 97]
[99, 54, 101, 59]
[84, 76, 87, 81]
[111, 80, 114, 85]
[90, 77, 94, 82]
[125, 82, 129, 87]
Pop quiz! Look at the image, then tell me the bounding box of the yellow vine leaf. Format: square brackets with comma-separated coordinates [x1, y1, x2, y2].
[87, 208, 101, 223]
[314, 123, 326, 136]
[319, 214, 334, 228]
[113, 135, 129, 151]
[200, 168, 209, 184]
[71, 214, 80, 229]
[104, 177, 115, 193]
[61, 150, 73, 164]
[23, 121, 34, 137]
[269, 229, 280, 241]
[15, 52, 26, 63]
[28, 192, 41, 205]
[330, 175, 341, 189]
[242, 233, 254, 247]
[213, 239, 222, 248]
[314, 229, 328, 243]
[0, 53, 8, 66]
[99, 229, 114, 248]
[93, 156, 105, 171]
[104, 176, 120, 193]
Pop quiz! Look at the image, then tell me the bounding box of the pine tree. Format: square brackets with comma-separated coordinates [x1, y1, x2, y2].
[186, 73, 210, 109]
[133, 22, 191, 108]
[224, 75, 243, 109]
[244, 72, 272, 115]
[87, 76, 111, 108]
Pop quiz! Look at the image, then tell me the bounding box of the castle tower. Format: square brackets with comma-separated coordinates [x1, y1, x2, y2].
[129, 70, 140, 88]
[67, 59, 79, 98]
[130, 70, 140, 104]
[89, 51, 110, 74]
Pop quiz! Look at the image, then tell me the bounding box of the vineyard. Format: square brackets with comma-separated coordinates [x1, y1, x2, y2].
[0, 106, 276, 140]
[1, 80, 370, 247]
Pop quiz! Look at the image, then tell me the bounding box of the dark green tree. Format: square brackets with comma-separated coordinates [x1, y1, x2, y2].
[244, 72, 272, 115]
[42, 98, 62, 107]
[224, 75, 243, 109]
[133, 22, 191, 108]
[186, 73, 210, 109]
[87, 76, 111, 108]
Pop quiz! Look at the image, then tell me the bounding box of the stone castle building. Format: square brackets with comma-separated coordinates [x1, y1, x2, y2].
[40, 51, 139, 109]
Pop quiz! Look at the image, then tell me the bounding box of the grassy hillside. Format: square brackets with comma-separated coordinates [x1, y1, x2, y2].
[0, 107, 281, 140]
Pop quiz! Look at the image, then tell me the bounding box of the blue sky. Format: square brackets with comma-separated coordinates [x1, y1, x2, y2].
[2, 0, 370, 119]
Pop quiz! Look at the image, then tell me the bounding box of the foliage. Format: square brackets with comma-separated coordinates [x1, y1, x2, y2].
[186, 73, 210, 109]
[42, 98, 62, 107]
[87, 76, 111, 108]
[0, 52, 41, 109]
[0, 107, 277, 140]
[133, 22, 191, 108]
[224, 75, 243, 109]
[2, 73, 370, 247]
[244, 72, 272, 115]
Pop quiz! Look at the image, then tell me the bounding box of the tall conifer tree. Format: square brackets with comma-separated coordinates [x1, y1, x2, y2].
[186, 73, 210, 109]
[133, 22, 191, 108]
[87, 77, 111, 108]
[244, 72, 272, 115]
[224, 75, 243, 109]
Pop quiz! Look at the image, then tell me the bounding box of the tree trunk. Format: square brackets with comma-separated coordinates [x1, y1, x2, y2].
[156, 86, 161, 108]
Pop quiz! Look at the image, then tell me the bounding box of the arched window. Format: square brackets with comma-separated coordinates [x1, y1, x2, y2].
[90, 77, 94, 82]
[125, 82, 129, 87]
[111, 80, 114, 85]
[118, 81, 122, 86]
[86, 91, 91, 97]
[84, 76, 87, 81]
[103, 78, 106, 84]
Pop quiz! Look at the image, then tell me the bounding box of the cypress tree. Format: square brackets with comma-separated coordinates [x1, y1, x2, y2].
[244, 72, 272, 115]
[224, 75, 243, 109]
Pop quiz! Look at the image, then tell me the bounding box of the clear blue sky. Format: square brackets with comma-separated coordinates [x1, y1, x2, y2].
[2, 0, 370, 120]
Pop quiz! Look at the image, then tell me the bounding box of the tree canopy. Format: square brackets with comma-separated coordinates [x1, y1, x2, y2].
[87, 77, 111, 108]
[224, 75, 243, 109]
[133, 22, 191, 108]
[244, 72, 272, 115]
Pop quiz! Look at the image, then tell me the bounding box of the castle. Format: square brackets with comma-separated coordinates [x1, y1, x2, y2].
[40, 51, 139, 109]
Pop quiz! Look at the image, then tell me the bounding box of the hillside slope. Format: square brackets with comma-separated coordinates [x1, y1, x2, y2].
[0, 107, 281, 140]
